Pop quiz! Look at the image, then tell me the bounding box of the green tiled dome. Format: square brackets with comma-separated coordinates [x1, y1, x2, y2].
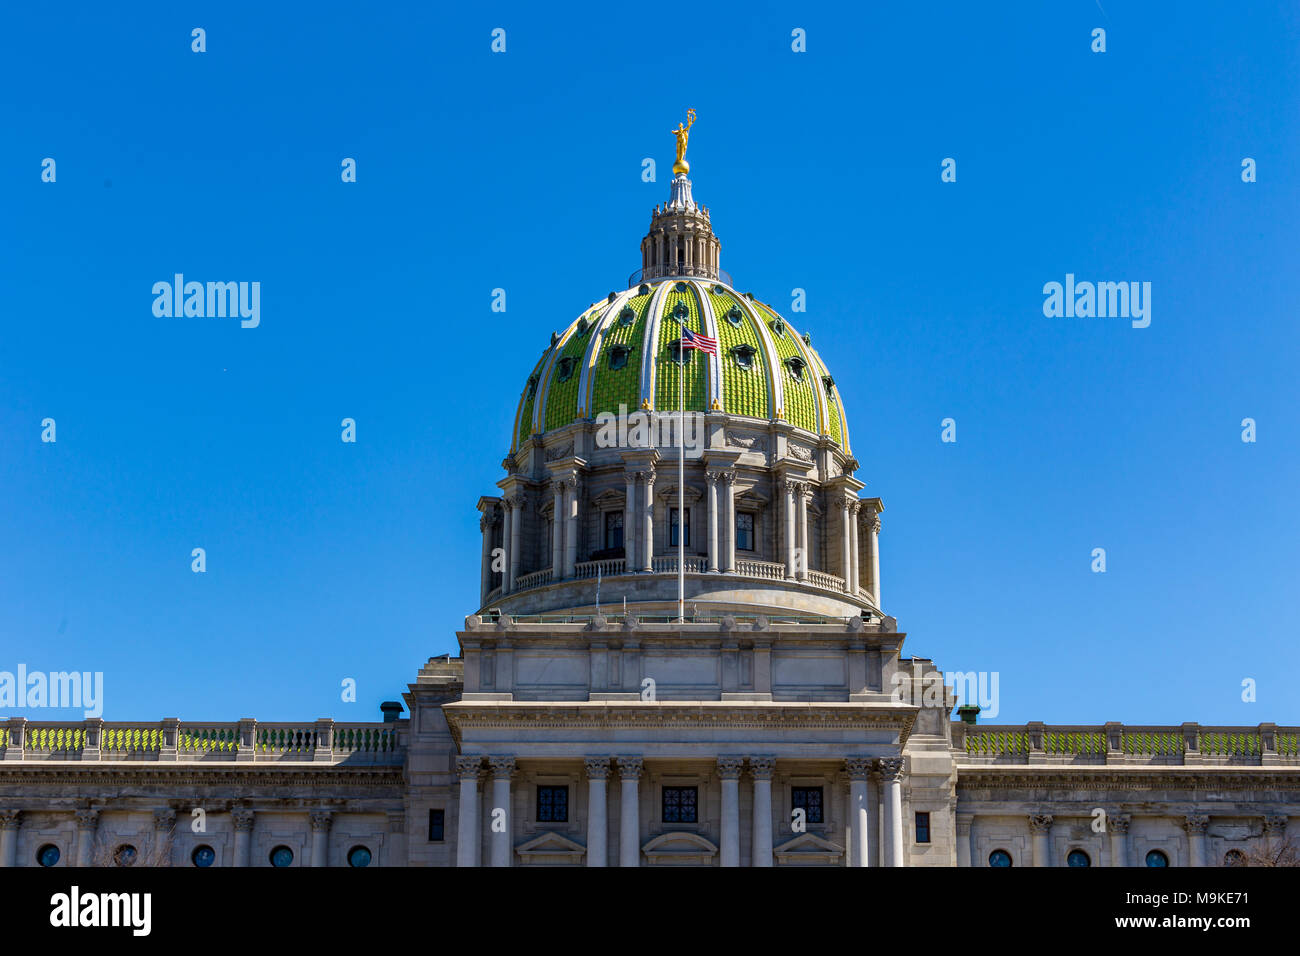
[511, 277, 851, 454]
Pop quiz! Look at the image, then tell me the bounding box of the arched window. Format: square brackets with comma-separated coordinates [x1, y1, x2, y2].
[988, 849, 1013, 867]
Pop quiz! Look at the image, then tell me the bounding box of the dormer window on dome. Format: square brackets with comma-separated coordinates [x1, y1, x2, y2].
[556, 357, 577, 382]
[526, 374, 539, 400]
[822, 375, 836, 397]
[619, 305, 636, 327]
[731, 343, 757, 370]
[672, 301, 689, 320]
[784, 356, 806, 381]
[609, 344, 631, 370]
[770, 318, 786, 338]
[576, 317, 591, 336]
[725, 306, 743, 326]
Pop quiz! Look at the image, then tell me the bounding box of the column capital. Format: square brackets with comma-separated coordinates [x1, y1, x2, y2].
[844, 757, 872, 781]
[455, 755, 483, 779]
[1264, 814, 1288, 834]
[717, 756, 745, 780]
[877, 757, 905, 782]
[231, 808, 256, 832]
[488, 755, 517, 778]
[866, 513, 881, 534]
[584, 756, 611, 779]
[956, 812, 974, 835]
[616, 755, 644, 780]
[75, 808, 101, 828]
[507, 491, 527, 509]
[153, 808, 177, 831]
[309, 810, 333, 832]
[1183, 814, 1209, 835]
[0, 810, 21, 830]
[1109, 812, 1131, 835]
[749, 755, 776, 779]
[1028, 813, 1054, 833]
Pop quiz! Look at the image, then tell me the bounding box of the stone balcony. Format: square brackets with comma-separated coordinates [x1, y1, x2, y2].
[952, 721, 1300, 767]
[485, 555, 868, 620]
[0, 718, 405, 765]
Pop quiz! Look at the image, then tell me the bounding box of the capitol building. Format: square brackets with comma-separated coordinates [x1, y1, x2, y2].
[1, 131, 1296, 869]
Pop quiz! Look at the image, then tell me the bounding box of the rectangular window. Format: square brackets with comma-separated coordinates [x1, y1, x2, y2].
[669, 507, 690, 548]
[605, 510, 624, 551]
[428, 808, 445, 842]
[791, 787, 824, 824]
[537, 785, 569, 823]
[662, 786, 698, 823]
[915, 811, 930, 844]
[736, 512, 755, 551]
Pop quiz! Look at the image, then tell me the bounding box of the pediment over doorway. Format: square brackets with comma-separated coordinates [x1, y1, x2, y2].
[515, 830, 587, 866]
[642, 831, 719, 865]
[773, 832, 845, 865]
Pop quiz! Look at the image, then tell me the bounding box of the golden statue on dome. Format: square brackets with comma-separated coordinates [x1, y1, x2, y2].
[671, 108, 696, 175]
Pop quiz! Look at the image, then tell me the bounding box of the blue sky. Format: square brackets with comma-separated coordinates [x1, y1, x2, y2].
[1, 2, 1297, 725]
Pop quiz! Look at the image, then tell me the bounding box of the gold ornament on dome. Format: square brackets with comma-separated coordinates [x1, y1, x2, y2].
[671, 109, 696, 176]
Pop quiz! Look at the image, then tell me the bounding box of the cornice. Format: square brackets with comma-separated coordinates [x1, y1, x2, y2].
[0, 764, 404, 789]
[956, 766, 1300, 792]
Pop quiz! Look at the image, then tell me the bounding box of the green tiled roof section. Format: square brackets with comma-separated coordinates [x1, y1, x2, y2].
[513, 351, 550, 449]
[754, 301, 817, 433]
[806, 344, 845, 447]
[543, 311, 599, 431]
[707, 288, 769, 420]
[589, 290, 651, 418]
[654, 287, 708, 412]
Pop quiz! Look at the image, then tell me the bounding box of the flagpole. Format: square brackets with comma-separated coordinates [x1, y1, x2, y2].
[678, 330, 686, 624]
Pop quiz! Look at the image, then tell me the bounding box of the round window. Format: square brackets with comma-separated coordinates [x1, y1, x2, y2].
[191, 844, 216, 867]
[1224, 849, 1245, 867]
[269, 845, 294, 867]
[988, 849, 1013, 867]
[1145, 850, 1169, 867]
[1067, 849, 1091, 867]
[36, 844, 60, 867]
[347, 845, 372, 868]
[113, 844, 138, 867]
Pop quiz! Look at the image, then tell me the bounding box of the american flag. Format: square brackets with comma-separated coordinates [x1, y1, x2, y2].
[680, 326, 718, 355]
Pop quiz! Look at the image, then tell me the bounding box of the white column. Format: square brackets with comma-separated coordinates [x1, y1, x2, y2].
[718, 757, 743, 866]
[585, 757, 609, 867]
[880, 758, 905, 867]
[750, 756, 775, 867]
[868, 511, 881, 607]
[723, 473, 737, 572]
[564, 478, 579, 580]
[74, 809, 99, 866]
[617, 756, 643, 866]
[1185, 815, 1208, 867]
[0, 811, 20, 867]
[455, 756, 480, 867]
[232, 809, 254, 867]
[840, 497, 852, 591]
[479, 510, 494, 604]
[509, 493, 523, 591]
[1029, 814, 1053, 867]
[623, 472, 637, 570]
[956, 813, 973, 867]
[846, 759, 871, 867]
[310, 810, 331, 867]
[796, 483, 809, 581]
[706, 472, 720, 572]
[641, 472, 655, 572]
[500, 502, 513, 595]
[488, 756, 515, 867]
[551, 480, 564, 577]
[783, 479, 797, 580]
[848, 501, 861, 594]
[1110, 814, 1130, 867]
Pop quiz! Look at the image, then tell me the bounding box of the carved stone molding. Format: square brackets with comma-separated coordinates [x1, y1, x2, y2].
[544, 441, 575, 462]
[844, 757, 872, 781]
[74, 808, 100, 829]
[1028, 813, 1054, 833]
[717, 756, 745, 779]
[1183, 814, 1209, 834]
[231, 808, 256, 832]
[725, 431, 759, 450]
[152, 808, 177, 830]
[488, 755, 517, 778]
[878, 757, 905, 782]
[789, 444, 813, 463]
